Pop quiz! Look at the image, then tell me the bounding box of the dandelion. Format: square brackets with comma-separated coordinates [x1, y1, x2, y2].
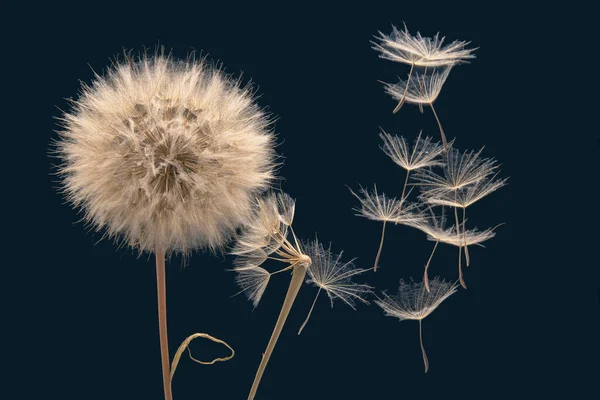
[372, 24, 476, 115]
[410, 208, 498, 290]
[383, 67, 452, 147]
[298, 240, 372, 334]
[375, 278, 458, 372]
[55, 51, 276, 400]
[233, 192, 312, 400]
[350, 185, 424, 271]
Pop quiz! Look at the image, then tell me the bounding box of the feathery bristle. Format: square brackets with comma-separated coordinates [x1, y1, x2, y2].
[380, 130, 444, 171]
[375, 277, 458, 321]
[372, 24, 477, 67]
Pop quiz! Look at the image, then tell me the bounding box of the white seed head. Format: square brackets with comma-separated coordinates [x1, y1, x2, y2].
[420, 173, 508, 209]
[380, 130, 444, 171]
[233, 265, 271, 308]
[372, 24, 477, 67]
[350, 185, 425, 225]
[383, 66, 452, 105]
[303, 240, 372, 309]
[414, 145, 498, 193]
[375, 277, 458, 321]
[56, 53, 276, 255]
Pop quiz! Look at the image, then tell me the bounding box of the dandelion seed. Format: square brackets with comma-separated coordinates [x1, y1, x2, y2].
[380, 130, 445, 172]
[350, 185, 424, 271]
[233, 265, 271, 308]
[55, 51, 276, 400]
[383, 67, 452, 147]
[414, 145, 498, 192]
[298, 240, 372, 334]
[410, 207, 498, 289]
[372, 24, 476, 114]
[375, 277, 458, 373]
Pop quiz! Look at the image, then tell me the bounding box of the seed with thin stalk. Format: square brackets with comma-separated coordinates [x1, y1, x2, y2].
[350, 185, 425, 271]
[372, 23, 476, 114]
[298, 240, 372, 334]
[410, 207, 499, 290]
[54, 52, 276, 400]
[375, 277, 458, 373]
[382, 67, 452, 147]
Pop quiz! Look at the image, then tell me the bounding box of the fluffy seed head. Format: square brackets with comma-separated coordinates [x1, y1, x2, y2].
[303, 240, 372, 309]
[380, 130, 445, 171]
[56, 53, 276, 254]
[414, 145, 498, 192]
[420, 173, 508, 209]
[383, 66, 452, 105]
[375, 277, 458, 321]
[350, 185, 425, 225]
[372, 24, 477, 67]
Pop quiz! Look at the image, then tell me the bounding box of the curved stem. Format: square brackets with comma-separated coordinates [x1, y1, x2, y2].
[430, 102, 447, 149]
[373, 221, 387, 272]
[248, 263, 308, 400]
[298, 287, 322, 335]
[393, 63, 414, 113]
[155, 248, 173, 400]
[419, 319, 429, 373]
[423, 240, 439, 293]
[463, 207, 470, 266]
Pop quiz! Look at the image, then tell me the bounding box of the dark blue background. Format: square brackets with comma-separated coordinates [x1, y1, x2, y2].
[10, 2, 599, 399]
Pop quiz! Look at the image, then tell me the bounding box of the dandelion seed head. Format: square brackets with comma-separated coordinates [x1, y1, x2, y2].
[56, 53, 276, 255]
[350, 185, 425, 225]
[383, 66, 452, 105]
[414, 145, 498, 193]
[234, 265, 271, 308]
[420, 173, 508, 209]
[375, 277, 458, 321]
[380, 130, 444, 171]
[372, 24, 477, 67]
[303, 240, 372, 309]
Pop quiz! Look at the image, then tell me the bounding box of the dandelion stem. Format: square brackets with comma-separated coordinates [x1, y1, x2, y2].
[393, 63, 413, 114]
[155, 248, 173, 400]
[430, 102, 447, 149]
[298, 287, 322, 335]
[248, 262, 308, 400]
[400, 170, 411, 202]
[462, 207, 470, 266]
[423, 241, 439, 293]
[373, 221, 387, 271]
[419, 319, 429, 373]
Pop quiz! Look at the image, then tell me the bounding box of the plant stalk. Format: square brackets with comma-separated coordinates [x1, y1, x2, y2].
[155, 248, 173, 400]
[247, 263, 308, 400]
